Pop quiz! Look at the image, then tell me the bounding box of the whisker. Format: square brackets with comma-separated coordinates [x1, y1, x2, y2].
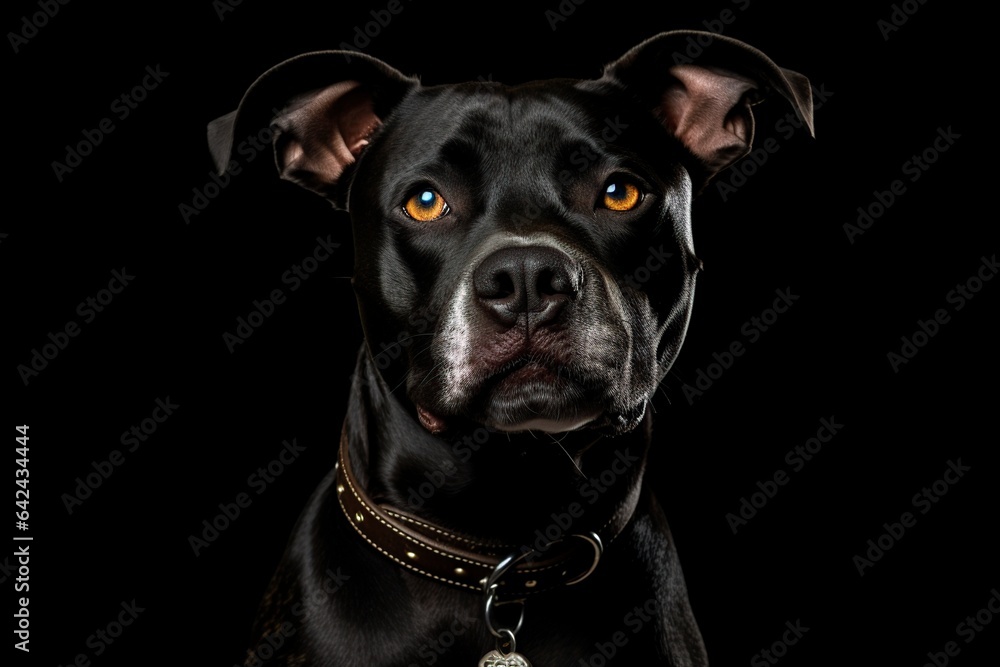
[550, 435, 586, 479]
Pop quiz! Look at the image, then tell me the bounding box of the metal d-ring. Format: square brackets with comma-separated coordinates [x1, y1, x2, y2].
[496, 628, 518, 655]
[482, 531, 605, 639]
[483, 549, 533, 639]
[563, 531, 604, 586]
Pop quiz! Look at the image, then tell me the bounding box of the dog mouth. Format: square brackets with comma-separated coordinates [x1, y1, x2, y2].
[415, 356, 604, 434]
[409, 239, 655, 436]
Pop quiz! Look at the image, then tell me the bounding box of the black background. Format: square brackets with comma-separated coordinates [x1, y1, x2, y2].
[6, 0, 996, 665]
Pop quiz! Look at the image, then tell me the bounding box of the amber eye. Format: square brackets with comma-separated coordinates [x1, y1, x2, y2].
[601, 180, 642, 212]
[403, 189, 450, 221]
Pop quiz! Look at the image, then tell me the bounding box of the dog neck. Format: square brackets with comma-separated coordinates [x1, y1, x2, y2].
[342, 347, 650, 546]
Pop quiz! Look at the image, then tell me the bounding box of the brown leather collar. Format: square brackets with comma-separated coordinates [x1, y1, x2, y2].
[335, 429, 643, 597]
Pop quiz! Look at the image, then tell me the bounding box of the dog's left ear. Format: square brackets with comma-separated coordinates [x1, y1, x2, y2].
[601, 31, 814, 185]
[206, 51, 417, 207]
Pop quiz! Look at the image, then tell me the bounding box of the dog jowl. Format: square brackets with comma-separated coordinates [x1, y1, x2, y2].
[209, 31, 812, 667]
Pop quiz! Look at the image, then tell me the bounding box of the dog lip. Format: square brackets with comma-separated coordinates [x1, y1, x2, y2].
[410, 355, 598, 434]
[473, 369, 604, 433]
[484, 350, 573, 381]
[499, 360, 560, 383]
[474, 356, 580, 400]
[489, 410, 602, 433]
[416, 404, 448, 434]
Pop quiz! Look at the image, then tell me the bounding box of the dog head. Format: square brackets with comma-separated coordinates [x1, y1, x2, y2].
[209, 31, 812, 441]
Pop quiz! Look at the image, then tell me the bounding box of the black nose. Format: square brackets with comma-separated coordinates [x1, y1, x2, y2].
[472, 246, 581, 328]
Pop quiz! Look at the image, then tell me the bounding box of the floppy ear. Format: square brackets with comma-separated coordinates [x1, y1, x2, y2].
[206, 51, 417, 207]
[602, 31, 814, 185]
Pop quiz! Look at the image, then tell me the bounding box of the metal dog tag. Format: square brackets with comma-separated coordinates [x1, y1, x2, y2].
[478, 649, 531, 667]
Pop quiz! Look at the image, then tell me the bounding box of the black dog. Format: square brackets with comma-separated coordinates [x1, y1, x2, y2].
[209, 30, 812, 667]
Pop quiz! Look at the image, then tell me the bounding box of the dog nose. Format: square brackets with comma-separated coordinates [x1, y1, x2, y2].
[473, 246, 580, 327]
